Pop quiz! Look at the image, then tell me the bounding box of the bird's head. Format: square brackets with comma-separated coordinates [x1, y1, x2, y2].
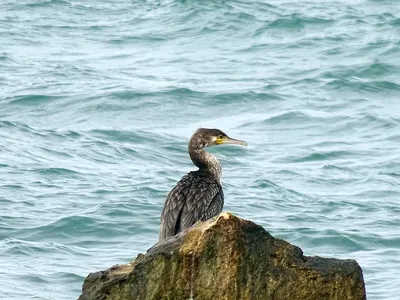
[190, 128, 247, 150]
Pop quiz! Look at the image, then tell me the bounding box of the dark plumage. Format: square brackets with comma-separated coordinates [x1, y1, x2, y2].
[159, 128, 247, 241]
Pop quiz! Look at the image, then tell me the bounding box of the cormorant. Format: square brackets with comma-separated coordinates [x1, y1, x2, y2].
[159, 128, 247, 241]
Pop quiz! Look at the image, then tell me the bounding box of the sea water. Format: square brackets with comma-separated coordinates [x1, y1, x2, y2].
[1, 1, 399, 299]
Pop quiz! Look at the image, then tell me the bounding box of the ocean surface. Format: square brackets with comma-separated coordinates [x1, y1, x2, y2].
[1, 0, 399, 299]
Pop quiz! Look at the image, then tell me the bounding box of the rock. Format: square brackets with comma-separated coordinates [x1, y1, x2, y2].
[79, 212, 366, 300]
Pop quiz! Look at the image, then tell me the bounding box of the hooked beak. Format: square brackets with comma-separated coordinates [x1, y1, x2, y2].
[216, 136, 248, 146]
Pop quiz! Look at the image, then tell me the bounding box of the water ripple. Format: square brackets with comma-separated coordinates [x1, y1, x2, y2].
[1, 0, 400, 299]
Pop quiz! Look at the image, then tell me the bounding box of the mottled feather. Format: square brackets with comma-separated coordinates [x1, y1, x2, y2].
[159, 169, 223, 241]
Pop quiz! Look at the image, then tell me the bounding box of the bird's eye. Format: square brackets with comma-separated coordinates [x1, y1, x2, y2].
[218, 135, 223, 139]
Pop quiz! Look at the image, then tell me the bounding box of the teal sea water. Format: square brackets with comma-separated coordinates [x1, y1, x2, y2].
[1, 0, 399, 299]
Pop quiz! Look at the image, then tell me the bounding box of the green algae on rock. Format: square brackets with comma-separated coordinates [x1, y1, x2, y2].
[79, 212, 366, 300]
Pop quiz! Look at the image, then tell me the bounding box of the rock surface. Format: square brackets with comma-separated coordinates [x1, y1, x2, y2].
[79, 212, 366, 300]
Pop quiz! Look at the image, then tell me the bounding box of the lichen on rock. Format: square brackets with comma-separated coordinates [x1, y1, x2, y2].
[79, 212, 366, 300]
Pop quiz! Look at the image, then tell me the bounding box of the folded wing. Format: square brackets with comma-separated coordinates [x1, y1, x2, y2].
[159, 170, 223, 241]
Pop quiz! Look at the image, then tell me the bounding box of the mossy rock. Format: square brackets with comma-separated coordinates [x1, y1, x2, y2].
[79, 212, 366, 300]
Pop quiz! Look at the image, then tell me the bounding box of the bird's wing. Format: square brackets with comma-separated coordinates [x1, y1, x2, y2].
[159, 174, 192, 241]
[159, 171, 224, 241]
[180, 172, 223, 230]
[199, 185, 224, 222]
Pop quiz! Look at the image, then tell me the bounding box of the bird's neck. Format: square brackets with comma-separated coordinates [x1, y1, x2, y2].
[189, 148, 221, 182]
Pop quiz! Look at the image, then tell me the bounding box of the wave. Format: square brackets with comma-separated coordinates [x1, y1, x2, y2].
[324, 78, 400, 92]
[268, 14, 334, 30]
[24, 0, 69, 8]
[35, 167, 80, 176]
[5, 95, 63, 106]
[290, 151, 355, 163]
